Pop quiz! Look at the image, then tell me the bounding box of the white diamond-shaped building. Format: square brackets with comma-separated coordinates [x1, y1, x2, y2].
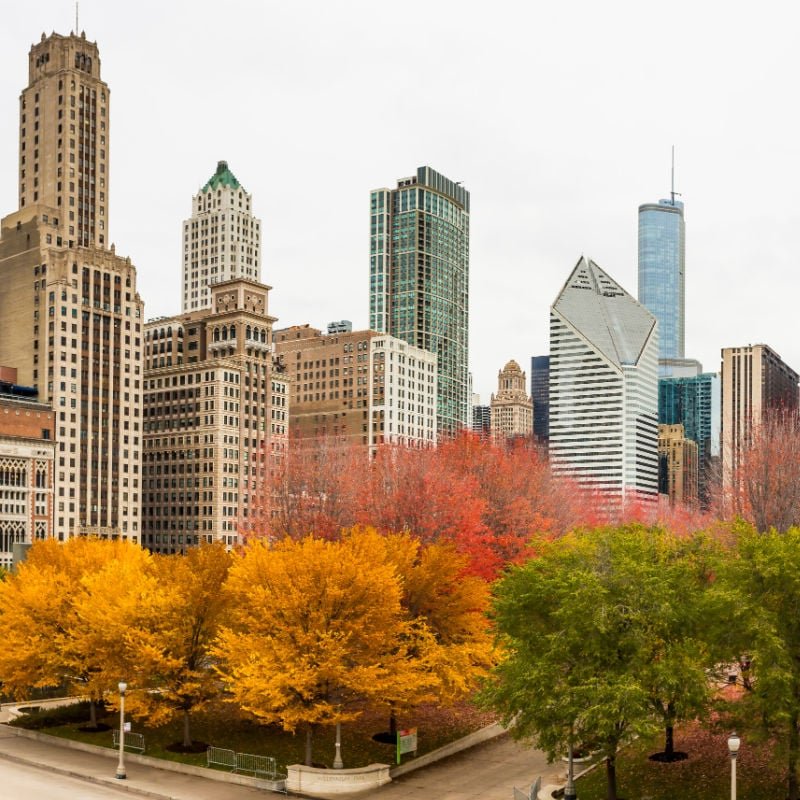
[549, 256, 659, 507]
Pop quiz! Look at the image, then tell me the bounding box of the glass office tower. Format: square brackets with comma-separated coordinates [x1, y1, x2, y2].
[370, 167, 470, 436]
[659, 373, 720, 505]
[530, 355, 550, 442]
[638, 199, 685, 364]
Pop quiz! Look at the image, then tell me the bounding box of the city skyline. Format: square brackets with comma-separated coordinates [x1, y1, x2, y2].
[2, 2, 800, 401]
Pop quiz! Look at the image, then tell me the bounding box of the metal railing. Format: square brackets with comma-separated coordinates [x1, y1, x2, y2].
[112, 730, 145, 753]
[207, 746, 237, 770]
[235, 752, 279, 779]
[513, 776, 541, 800]
[207, 746, 284, 781]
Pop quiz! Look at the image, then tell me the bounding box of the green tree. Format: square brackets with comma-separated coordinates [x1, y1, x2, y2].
[482, 526, 716, 800]
[717, 524, 800, 800]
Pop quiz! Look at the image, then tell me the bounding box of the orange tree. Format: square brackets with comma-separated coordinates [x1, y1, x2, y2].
[0, 538, 152, 727]
[213, 530, 421, 766]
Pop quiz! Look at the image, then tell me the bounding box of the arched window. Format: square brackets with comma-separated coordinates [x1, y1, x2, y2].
[213, 327, 220, 342]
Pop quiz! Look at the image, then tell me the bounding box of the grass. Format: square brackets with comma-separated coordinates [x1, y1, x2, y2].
[10, 698, 496, 774]
[575, 721, 786, 800]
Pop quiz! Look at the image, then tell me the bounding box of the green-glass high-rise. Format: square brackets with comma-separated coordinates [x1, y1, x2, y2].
[370, 166, 470, 436]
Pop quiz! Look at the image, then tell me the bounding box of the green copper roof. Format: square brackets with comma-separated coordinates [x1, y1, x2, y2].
[201, 160, 242, 192]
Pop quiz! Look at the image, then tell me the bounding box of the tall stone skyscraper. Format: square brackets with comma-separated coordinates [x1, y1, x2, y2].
[721, 344, 798, 485]
[0, 31, 144, 542]
[19, 32, 110, 248]
[181, 161, 261, 312]
[549, 257, 659, 507]
[370, 166, 469, 436]
[490, 360, 532, 442]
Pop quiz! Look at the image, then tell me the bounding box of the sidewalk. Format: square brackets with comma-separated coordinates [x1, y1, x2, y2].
[0, 718, 569, 800]
[0, 725, 270, 800]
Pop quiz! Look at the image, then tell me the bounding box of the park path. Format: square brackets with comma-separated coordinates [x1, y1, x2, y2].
[357, 734, 563, 800]
[0, 709, 565, 800]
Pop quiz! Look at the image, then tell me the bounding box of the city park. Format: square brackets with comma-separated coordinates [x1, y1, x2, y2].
[2, 427, 800, 800]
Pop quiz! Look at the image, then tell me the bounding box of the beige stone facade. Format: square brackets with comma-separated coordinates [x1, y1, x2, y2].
[181, 161, 261, 312]
[273, 325, 436, 451]
[721, 344, 799, 485]
[142, 279, 287, 553]
[20, 32, 110, 249]
[490, 360, 532, 443]
[658, 423, 698, 506]
[0, 378, 55, 567]
[0, 32, 144, 543]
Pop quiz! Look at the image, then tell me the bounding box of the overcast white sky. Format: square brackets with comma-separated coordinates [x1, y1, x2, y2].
[2, 1, 799, 401]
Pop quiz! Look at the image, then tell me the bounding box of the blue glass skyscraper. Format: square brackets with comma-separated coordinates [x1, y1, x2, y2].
[638, 198, 685, 363]
[659, 372, 720, 505]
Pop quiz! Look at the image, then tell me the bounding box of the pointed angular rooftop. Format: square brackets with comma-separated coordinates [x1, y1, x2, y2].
[201, 160, 242, 192]
[552, 256, 656, 367]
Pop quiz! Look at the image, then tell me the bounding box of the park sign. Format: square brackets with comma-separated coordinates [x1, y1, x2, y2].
[396, 727, 418, 764]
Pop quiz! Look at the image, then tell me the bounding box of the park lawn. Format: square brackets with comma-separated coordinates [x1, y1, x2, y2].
[11, 697, 495, 773]
[575, 721, 783, 800]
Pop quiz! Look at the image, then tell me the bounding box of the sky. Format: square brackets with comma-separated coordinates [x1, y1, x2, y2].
[1, 1, 799, 402]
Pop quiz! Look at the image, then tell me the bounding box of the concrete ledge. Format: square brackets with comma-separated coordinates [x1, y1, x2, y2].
[287, 763, 390, 795]
[0, 725, 285, 792]
[390, 721, 508, 778]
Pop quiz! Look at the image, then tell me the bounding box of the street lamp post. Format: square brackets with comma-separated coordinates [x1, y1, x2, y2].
[564, 739, 577, 800]
[333, 721, 344, 769]
[115, 682, 127, 780]
[728, 731, 740, 800]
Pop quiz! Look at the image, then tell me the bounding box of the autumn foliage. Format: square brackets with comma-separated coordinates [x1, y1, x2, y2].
[262, 433, 593, 579]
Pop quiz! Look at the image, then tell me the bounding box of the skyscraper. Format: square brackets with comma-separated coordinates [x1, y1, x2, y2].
[370, 166, 469, 436]
[273, 325, 437, 452]
[182, 161, 261, 312]
[490, 360, 532, 443]
[18, 32, 110, 249]
[142, 278, 286, 553]
[0, 30, 144, 542]
[638, 196, 685, 368]
[721, 344, 799, 484]
[549, 257, 659, 506]
[530, 355, 550, 442]
[659, 372, 720, 504]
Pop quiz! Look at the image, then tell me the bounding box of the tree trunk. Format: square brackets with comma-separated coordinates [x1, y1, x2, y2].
[182, 709, 192, 749]
[89, 698, 97, 728]
[389, 707, 397, 739]
[664, 724, 674, 757]
[605, 749, 618, 800]
[305, 725, 314, 767]
[789, 711, 799, 800]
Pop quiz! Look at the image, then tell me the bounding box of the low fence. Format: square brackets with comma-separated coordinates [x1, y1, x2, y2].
[207, 745, 283, 781]
[112, 730, 145, 753]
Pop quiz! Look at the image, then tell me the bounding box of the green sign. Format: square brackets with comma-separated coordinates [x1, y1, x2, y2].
[397, 727, 418, 764]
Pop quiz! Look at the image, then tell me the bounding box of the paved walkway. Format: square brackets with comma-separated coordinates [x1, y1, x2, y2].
[366, 735, 563, 799]
[0, 726, 267, 800]
[0, 719, 565, 800]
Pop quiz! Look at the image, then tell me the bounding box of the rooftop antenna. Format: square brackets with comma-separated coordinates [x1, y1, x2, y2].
[670, 145, 682, 206]
[75, 2, 79, 33]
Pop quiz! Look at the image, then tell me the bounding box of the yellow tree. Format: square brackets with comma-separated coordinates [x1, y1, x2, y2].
[112, 544, 231, 748]
[213, 531, 417, 766]
[0, 538, 151, 727]
[378, 531, 495, 735]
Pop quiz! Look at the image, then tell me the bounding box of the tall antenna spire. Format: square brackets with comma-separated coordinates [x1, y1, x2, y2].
[670, 145, 682, 206]
[75, 2, 79, 34]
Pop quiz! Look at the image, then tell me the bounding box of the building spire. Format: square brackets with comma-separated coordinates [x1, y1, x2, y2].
[670, 145, 682, 206]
